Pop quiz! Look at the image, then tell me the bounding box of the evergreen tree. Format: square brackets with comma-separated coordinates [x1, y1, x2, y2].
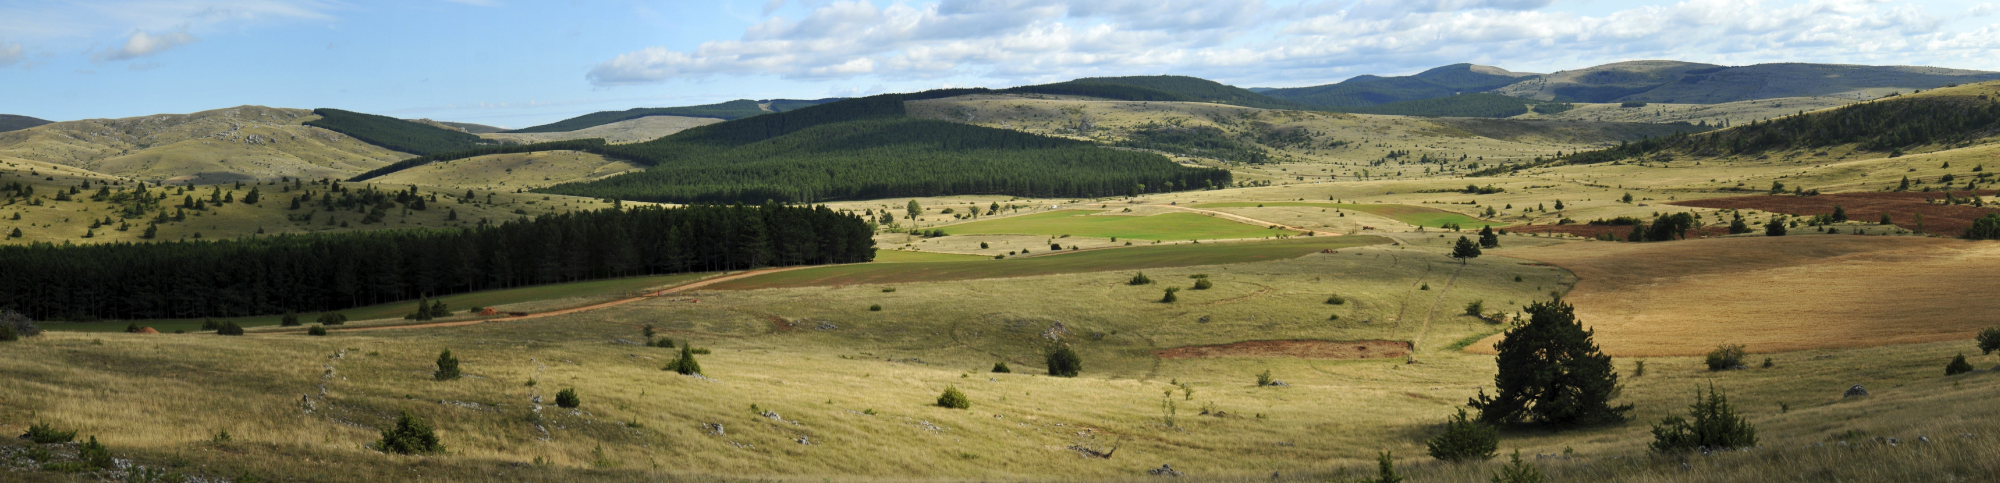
[1451, 236, 1482, 263]
[937, 386, 970, 409]
[1946, 354, 1974, 376]
[555, 388, 581, 408]
[280, 312, 300, 327]
[1488, 450, 1545, 483]
[666, 344, 702, 375]
[1648, 385, 1756, 453]
[906, 200, 922, 220]
[434, 349, 461, 380]
[242, 187, 260, 204]
[1977, 326, 2000, 355]
[1046, 346, 1082, 377]
[1469, 298, 1631, 427]
[376, 410, 445, 455]
[1426, 408, 1499, 462]
[1370, 451, 1404, 483]
[1765, 218, 1788, 236]
[1478, 226, 1499, 248]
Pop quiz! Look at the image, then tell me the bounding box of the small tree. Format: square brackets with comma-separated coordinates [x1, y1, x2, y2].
[1451, 236, 1482, 263]
[1046, 346, 1081, 377]
[308, 325, 328, 336]
[1649, 385, 1757, 453]
[1192, 278, 1213, 290]
[937, 386, 970, 409]
[77, 435, 113, 469]
[377, 410, 445, 455]
[1945, 354, 1974, 376]
[1464, 300, 1485, 317]
[1160, 287, 1180, 303]
[434, 349, 461, 381]
[1705, 344, 1747, 371]
[906, 199, 922, 220]
[1765, 218, 1787, 236]
[1478, 225, 1500, 248]
[1978, 327, 2000, 355]
[666, 344, 702, 375]
[1128, 272, 1154, 285]
[556, 388, 581, 408]
[1371, 451, 1404, 483]
[1488, 450, 1545, 483]
[1425, 408, 1498, 462]
[1326, 294, 1346, 305]
[217, 322, 246, 336]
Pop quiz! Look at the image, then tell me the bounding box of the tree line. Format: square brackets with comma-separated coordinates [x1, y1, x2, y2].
[0, 204, 874, 320]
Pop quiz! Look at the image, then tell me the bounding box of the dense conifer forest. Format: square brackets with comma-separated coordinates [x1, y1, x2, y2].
[0, 204, 874, 320]
[1565, 94, 2000, 164]
[304, 108, 500, 155]
[356, 94, 1230, 203]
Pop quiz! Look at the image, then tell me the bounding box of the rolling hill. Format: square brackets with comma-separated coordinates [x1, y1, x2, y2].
[1562, 81, 2000, 165]
[1495, 61, 2000, 103]
[303, 108, 502, 156]
[0, 114, 52, 133]
[1261, 63, 1539, 107]
[1037, 76, 1309, 110]
[477, 115, 722, 145]
[505, 98, 845, 134]
[0, 106, 408, 183]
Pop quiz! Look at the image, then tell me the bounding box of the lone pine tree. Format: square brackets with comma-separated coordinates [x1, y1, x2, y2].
[1469, 297, 1630, 427]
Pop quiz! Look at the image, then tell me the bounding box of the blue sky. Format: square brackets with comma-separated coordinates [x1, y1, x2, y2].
[3, 0, 1996, 128]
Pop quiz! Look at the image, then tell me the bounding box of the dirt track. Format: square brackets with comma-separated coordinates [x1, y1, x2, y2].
[335, 267, 811, 333]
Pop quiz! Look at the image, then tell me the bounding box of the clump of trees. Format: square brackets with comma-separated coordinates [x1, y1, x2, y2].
[1705, 344, 1747, 371]
[1469, 298, 1631, 427]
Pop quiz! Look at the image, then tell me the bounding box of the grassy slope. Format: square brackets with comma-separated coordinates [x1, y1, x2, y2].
[707, 236, 1384, 290]
[476, 116, 722, 145]
[0, 106, 407, 182]
[939, 209, 1281, 240]
[505, 100, 770, 133]
[304, 108, 497, 156]
[368, 150, 642, 191]
[1192, 202, 1492, 228]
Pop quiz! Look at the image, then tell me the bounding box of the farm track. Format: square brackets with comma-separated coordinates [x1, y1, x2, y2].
[1408, 262, 1466, 359]
[332, 267, 814, 333]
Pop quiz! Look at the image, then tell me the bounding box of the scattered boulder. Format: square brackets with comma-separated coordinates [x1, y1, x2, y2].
[1842, 384, 1869, 398]
[1147, 464, 1184, 477]
[1266, 380, 1289, 387]
[704, 423, 725, 436]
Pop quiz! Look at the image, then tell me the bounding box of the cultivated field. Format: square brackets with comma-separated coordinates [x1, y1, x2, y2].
[939, 210, 1281, 241]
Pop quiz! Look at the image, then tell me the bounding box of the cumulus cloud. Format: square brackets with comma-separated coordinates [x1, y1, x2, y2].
[93, 30, 198, 62]
[0, 42, 23, 67]
[586, 0, 1997, 88]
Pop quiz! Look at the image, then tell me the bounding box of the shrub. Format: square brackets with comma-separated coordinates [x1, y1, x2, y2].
[77, 436, 113, 469]
[318, 313, 348, 326]
[1371, 451, 1404, 483]
[376, 411, 445, 455]
[1705, 344, 1746, 371]
[200, 319, 220, 331]
[1946, 354, 1974, 376]
[217, 322, 246, 336]
[1464, 300, 1485, 317]
[642, 324, 655, 339]
[21, 422, 75, 444]
[1326, 295, 1346, 305]
[1978, 327, 2000, 355]
[434, 349, 461, 381]
[937, 386, 970, 409]
[1425, 408, 1498, 462]
[991, 362, 1011, 373]
[307, 325, 328, 336]
[666, 345, 702, 375]
[556, 388, 581, 408]
[1192, 278, 1213, 290]
[1489, 450, 1545, 483]
[280, 312, 300, 327]
[1046, 346, 1081, 377]
[1256, 369, 1274, 386]
[653, 337, 675, 349]
[0, 308, 30, 340]
[1160, 287, 1180, 303]
[1649, 385, 1757, 454]
[1633, 361, 1645, 377]
[869, 304, 882, 311]
[690, 348, 711, 354]
[1128, 272, 1153, 285]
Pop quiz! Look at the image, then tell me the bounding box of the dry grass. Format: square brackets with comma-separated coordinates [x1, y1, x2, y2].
[369, 150, 642, 191]
[1474, 236, 2000, 356]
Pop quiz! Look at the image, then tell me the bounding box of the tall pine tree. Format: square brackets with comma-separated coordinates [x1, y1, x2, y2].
[1469, 298, 1630, 427]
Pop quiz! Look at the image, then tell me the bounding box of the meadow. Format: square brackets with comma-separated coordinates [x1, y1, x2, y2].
[938, 210, 1281, 240]
[1191, 202, 1492, 228]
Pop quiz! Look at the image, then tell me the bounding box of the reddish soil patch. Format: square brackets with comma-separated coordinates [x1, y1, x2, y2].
[1153, 340, 1411, 360]
[1672, 191, 2000, 236]
[1507, 224, 1733, 239]
[135, 327, 158, 334]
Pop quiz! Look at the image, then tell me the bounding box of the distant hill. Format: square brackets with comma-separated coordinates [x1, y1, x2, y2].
[1262, 64, 1538, 108]
[1495, 61, 2000, 103]
[305, 108, 501, 156]
[1042, 76, 1308, 110]
[506, 98, 848, 134]
[478, 115, 722, 145]
[1331, 93, 1572, 118]
[437, 121, 506, 133]
[0, 106, 405, 182]
[0, 114, 52, 133]
[1564, 81, 2000, 165]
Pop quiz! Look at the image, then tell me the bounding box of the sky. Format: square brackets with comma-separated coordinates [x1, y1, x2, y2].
[2, 0, 1996, 128]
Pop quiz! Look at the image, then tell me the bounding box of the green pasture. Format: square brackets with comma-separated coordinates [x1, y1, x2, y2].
[48, 272, 715, 333]
[1192, 202, 1491, 228]
[941, 210, 1281, 240]
[708, 235, 1387, 290]
[870, 249, 993, 263]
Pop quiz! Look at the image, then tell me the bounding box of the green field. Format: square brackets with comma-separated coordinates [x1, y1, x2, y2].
[710, 236, 1386, 290]
[871, 249, 994, 263]
[940, 210, 1282, 240]
[1192, 202, 1492, 228]
[49, 272, 715, 333]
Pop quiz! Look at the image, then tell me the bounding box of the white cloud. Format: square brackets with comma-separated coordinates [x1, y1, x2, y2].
[0, 42, 22, 67]
[586, 0, 2000, 88]
[92, 30, 199, 62]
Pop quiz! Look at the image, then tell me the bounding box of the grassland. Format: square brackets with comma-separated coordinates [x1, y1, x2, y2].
[710, 235, 1387, 290]
[1192, 202, 1491, 228]
[938, 210, 1281, 240]
[0, 105, 408, 182]
[368, 150, 643, 191]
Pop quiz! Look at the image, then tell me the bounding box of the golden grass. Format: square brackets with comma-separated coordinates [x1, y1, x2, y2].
[1473, 236, 2000, 356]
[369, 150, 642, 191]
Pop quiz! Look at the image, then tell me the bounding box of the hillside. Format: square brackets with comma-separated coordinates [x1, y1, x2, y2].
[0, 114, 52, 133]
[507, 100, 773, 133]
[0, 106, 407, 182]
[1497, 61, 2000, 103]
[1262, 63, 1538, 107]
[304, 108, 501, 156]
[368, 150, 641, 190]
[477, 115, 721, 145]
[1044, 75, 1307, 110]
[435, 121, 506, 133]
[1515, 96, 1855, 127]
[1331, 92, 1572, 118]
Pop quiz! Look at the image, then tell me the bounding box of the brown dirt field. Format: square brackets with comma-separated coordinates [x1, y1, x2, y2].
[1673, 190, 2000, 236]
[1507, 224, 1733, 239]
[1467, 236, 2000, 356]
[1153, 339, 1411, 359]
